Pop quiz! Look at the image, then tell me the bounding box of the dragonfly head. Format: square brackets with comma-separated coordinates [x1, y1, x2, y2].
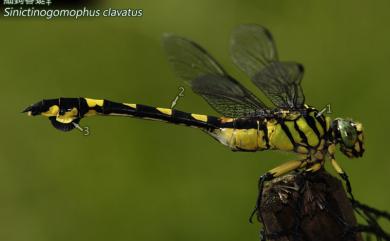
[332, 118, 364, 158]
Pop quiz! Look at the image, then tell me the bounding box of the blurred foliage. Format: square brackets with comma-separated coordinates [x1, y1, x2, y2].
[1, 0, 390, 240]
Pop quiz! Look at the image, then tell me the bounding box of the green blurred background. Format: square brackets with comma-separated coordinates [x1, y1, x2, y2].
[1, 0, 389, 240]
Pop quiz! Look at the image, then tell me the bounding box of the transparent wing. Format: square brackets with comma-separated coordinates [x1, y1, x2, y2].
[230, 24, 278, 77]
[230, 24, 305, 109]
[163, 33, 268, 117]
[253, 61, 305, 109]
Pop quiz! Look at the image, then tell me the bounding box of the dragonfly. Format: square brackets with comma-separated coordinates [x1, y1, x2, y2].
[23, 24, 365, 228]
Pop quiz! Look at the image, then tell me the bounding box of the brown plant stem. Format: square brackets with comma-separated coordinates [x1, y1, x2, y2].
[258, 170, 363, 241]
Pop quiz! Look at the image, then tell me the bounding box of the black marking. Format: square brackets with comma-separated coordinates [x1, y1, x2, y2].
[102, 100, 130, 115]
[58, 98, 81, 117]
[219, 119, 235, 128]
[330, 119, 340, 143]
[206, 116, 220, 128]
[219, 117, 265, 129]
[135, 104, 170, 120]
[259, 121, 270, 149]
[233, 118, 259, 129]
[171, 109, 194, 125]
[78, 98, 90, 117]
[359, 141, 364, 156]
[49, 117, 80, 132]
[304, 115, 321, 143]
[315, 113, 327, 133]
[279, 120, 296, 147]
[294, 119, 308, 145]
[172, 109, 215, 129]
[42, 99, 59, 112]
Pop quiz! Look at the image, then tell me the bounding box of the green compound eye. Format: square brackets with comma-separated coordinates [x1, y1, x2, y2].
[338, 120, 357, 148]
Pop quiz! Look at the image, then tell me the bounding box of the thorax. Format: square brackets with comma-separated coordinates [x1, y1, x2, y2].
[209, 107, 333, 154]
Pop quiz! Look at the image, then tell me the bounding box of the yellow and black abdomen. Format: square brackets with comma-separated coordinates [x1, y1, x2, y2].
[24, 97, 221, 132]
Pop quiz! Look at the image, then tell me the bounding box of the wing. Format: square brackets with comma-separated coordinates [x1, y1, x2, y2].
[230, 24, 305, 109]
[162, 33, 268, 118]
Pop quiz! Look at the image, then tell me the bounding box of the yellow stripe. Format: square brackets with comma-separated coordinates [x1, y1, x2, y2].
[306, 162, 322, 172]
[309, 112, 324, 136]
[56, 107, 78, 124]
[285, 121, 302, 144]
[356, 123, 363, 132]
[270, 159, 304, 177]
[296, 117, 319, 147]
[296, 146, 309, 154]
[156, 107, 172, 116]
[318, 139, 325, 150]
[331, 158, 344, 174]
[85, 98, 104, 107]
[269, 124, 294, 151]
[220, 117, 234, 123]
[325, 117, 331, 131]
[191, 114, 208, 122]
[232, 128, 258, 151]
[358, 133, 363, 142]
[328, 144, 336, 155]
[41, 105, 59, 117]
[354, 142, 361, 152]
[124, 103, 137, 109]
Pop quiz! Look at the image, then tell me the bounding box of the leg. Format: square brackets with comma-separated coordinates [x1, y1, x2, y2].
[305, 162, 323, 173]
[329, 157, 378, 240]
[330, 157, 383, 236]
[249, 172, 273, 224]
[250, 158, 308, 224]
[330, 157, 355, 200]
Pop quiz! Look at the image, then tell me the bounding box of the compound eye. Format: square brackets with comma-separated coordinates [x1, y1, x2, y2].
[338, 121, 357, 148]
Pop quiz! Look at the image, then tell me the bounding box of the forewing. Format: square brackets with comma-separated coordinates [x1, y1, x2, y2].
[230, 24, 305, 108]
[163, 33, 268, 117]
[253, 61, 305, 109]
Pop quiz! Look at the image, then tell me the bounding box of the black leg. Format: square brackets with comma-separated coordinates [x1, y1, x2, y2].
[249, 173, 273, 224]
[339, 172, 355, 201]
[249, 173, 274, 241]
[330, 158, 355, 201]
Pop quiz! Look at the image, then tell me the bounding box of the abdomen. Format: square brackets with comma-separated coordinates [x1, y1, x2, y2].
[209, 127, 269, 151]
